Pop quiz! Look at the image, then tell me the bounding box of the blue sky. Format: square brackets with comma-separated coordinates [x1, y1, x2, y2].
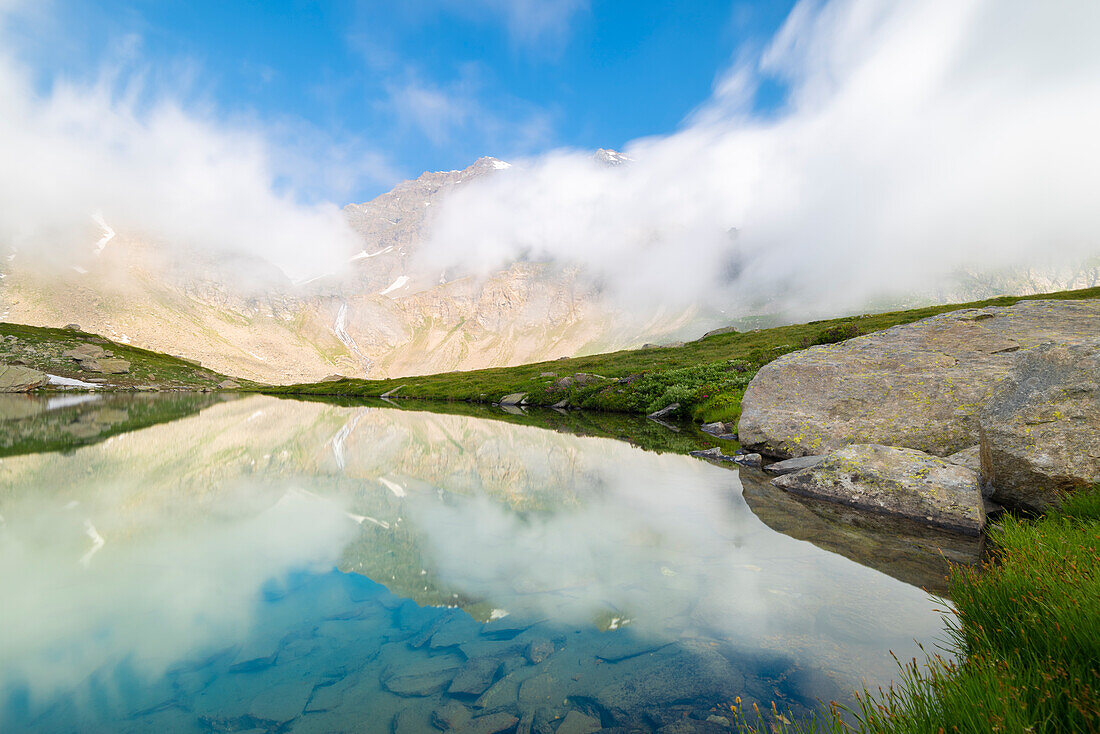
[7, 0, 795, 202]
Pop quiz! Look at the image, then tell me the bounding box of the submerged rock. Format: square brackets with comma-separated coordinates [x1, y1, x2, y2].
[739, 299, 1100, 458]
[380, 654, 462, 696]
[0, 364, 47, 392]
[456, 712, 520, 734]
[594, 640, 744, 722]
[554, 711, 601, 734]
[524, 638, 554, 664]
[771, 444, 985, 535]
[979, 339, 1100, 512]
[448, 657, 502, 696]
[432, 701, 474, 730]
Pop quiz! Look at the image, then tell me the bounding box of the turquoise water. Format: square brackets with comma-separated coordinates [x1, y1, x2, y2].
[0, 395, 949, 732]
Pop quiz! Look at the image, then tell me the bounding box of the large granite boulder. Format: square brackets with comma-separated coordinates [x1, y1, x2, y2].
[771, 444, 985, 535]
[979, 339, 1100, 512]
[0, 364, 48, 392]
[739, 300, 1100, 458]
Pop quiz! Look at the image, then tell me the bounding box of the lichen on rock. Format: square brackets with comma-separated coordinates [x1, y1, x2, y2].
[738, 299, 1100, 460]
[771, 444, 985, 535]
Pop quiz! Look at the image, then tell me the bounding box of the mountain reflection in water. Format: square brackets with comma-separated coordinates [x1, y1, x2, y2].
[0, 395, 949, 733]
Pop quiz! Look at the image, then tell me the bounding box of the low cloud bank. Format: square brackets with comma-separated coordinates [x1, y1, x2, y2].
[419, 0, 1100, 314]
[0, 16, 361, 281]
[1, 0, 1097, 315]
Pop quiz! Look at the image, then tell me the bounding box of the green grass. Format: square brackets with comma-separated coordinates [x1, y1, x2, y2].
[734, 486, 1100, 733]
[0, 322, 246, 389]
[263, 286, 1100, 424]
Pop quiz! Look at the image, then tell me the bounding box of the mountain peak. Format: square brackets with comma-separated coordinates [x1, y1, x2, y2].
[471, 156, 512, 171]
[594, 148, 631, 166]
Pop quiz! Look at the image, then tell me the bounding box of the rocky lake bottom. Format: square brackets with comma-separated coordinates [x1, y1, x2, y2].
[0, 394, 955, 733]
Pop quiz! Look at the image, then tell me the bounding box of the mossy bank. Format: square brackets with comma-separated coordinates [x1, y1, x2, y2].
[0, 322, 247, 391]
[263, 287, 1100, 426]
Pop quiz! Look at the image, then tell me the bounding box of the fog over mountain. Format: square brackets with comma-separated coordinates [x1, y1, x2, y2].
[419, 0, 1100, 315]
[1, 0, 1098, 383]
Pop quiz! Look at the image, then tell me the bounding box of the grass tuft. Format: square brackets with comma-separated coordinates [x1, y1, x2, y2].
[736, 485, 1100, 733]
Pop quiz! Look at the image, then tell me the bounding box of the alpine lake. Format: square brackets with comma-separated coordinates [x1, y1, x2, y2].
[0, 392, 982, 733]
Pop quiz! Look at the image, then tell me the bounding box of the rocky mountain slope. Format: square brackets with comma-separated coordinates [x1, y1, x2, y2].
[2, 150, 1097, 385]
[0, 322, 235, 391]
[0, 153, 696, 384]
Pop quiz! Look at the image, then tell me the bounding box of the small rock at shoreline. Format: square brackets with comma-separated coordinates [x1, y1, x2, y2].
[0, 364, 48, 392]
[772, 444, 985, 535]
[648, 402, 680, 420]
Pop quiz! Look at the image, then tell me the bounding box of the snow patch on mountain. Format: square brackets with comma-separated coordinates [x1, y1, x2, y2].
[379, 275, 409, 296]
[92, 212, 115, 256]
[350, 246, 394, 261]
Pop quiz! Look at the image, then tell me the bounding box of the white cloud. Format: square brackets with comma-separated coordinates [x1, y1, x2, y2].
[417, 0, 1100, 315]
[387, 77, 475, 147]
[452, 0, 587, 48]
[0, 15, 376, 281]
[384, 67, 555, 157]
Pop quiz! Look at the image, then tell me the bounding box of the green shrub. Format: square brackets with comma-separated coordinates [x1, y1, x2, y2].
[812, 322, 862, 345]
[692, 389, 744, 424]
[646, 383, 696, 414]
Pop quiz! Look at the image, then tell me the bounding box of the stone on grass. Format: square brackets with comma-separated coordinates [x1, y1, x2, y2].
[77, 357, 130, 374]
[63, 344, 106, 360]
[499, 392, 527, 406]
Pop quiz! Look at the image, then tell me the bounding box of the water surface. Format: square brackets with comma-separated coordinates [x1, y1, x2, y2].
[0, 395, 950, 732]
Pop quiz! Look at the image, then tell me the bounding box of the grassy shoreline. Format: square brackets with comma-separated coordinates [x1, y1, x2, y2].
[737, 487, 1099, 733]
[262, 287, 1100, 425]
